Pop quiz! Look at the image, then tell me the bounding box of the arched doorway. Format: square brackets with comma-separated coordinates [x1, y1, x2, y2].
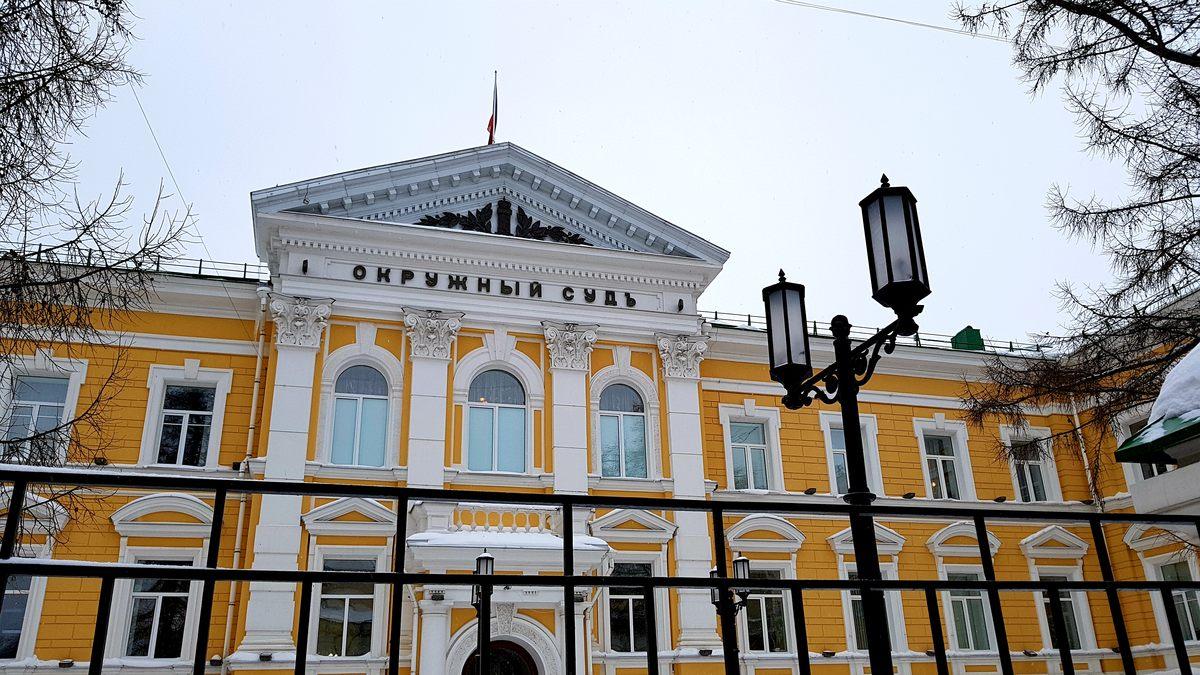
[461, 640, 538, 675]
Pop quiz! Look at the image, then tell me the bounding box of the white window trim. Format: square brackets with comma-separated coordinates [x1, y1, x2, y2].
[736, 559, 795, 656]
[938, 563, 998, 657]
[0, 539, 52, 662]
[0, 349, 88, 464]
[315, 327, 405, 468]
[913, 416, 977, 501]
[1029, 564, 1098, 656]
[106, 546, 204, 661]
[999, 424, 1062, 503]
[718, 401, 783, 493]
[306, 545, 390, 658]
[138, 361, 233, 470]
[819, 411, 883, 496]
[452, 341, 545, 476]
[838, 560, 909, 657]
[590, 353, 662, 482]
[601, 550, 669, 656]
[1139, 549, 1200, 645]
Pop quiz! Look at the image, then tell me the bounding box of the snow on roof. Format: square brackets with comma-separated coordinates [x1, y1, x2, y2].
[1151, 345, 1200, 422]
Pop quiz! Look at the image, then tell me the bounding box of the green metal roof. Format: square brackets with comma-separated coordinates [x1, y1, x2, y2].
[1116, 412, 1200, 465]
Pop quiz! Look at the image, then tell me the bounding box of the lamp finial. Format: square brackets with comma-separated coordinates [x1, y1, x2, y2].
[880, 173, 890, 187]
[778, 269, 786, 282]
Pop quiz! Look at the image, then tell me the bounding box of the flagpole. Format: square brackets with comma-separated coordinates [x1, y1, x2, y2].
[487, 70, 498, 145]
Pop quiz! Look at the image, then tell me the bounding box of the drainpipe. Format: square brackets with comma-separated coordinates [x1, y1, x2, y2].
[1069, 394, 1102, 510]
[220, 284, 270, 673]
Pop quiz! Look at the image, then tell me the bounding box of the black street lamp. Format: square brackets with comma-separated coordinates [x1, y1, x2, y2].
[472, 550, 495, 675]
[762, 175, 930, 675]
[711, 555, 753, 665]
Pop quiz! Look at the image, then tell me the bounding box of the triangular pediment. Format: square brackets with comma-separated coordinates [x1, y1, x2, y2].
[251, 142, 728, 264]
[590, 509, 676, 543]
[302, 497, 397, 536]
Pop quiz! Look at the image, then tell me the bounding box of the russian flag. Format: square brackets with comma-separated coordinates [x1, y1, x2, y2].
[486, 72, 498, 145]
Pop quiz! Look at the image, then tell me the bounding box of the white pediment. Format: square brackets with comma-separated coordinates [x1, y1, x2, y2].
[250, 142, 728, 264]
[302, 497, 397, 536]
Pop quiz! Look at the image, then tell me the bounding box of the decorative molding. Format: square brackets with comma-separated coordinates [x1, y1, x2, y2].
[446, 613, 560, 675]
[302, 497, 397, 537]
[1020, 525, 1089, 560]
[111, 493, 214, 538]
[927, 520, 1001, 558]
[268, 293, 332, 348]
[728, 514, 805, 554]
[828, 522, 906, 556]
[656, 332, 709, 379]
[403, 307, 463, 360]
[542, 321, 598, 370]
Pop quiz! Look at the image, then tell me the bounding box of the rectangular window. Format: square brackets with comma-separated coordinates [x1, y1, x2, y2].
[948, 572, 991, 651]
[846, 569, 900, 651]
[828, 422, 874, 495]
[156, 386, 215, 467]
[1011, 439, 1049, 502]
[1038, 575, 1082, 650]
[729, 422, 768, 490]
[467, 406, 526, 472]
[1160, 561, 1200, 641]
[923, 434, 961, 500]
[316, 559, 375, 657]
[0, 575, 31, 658]
[608, 562, 652, 653]
[745, 569, 787, 653]
[125, 560, 191, 658]
[1128, 419, 1176, 479]
[4, 376, 68, 461]
[600, 414, 648, 478]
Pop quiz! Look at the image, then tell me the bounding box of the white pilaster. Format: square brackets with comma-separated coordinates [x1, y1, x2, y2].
[404, 307, 462, 489]
[240, 294, 331, 654]
[656, 330, 721, 648]
[417, 598, 450, 674]
[543, 321, 597, 495]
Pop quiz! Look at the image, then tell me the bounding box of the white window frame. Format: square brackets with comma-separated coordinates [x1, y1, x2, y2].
[939, 564, 997, 655]
[602, 551, 668, 656]
[1141, 550, 1200, 645]
[597, 385, 650, 480]
[0, 541, 51, 662]
[315, 327, 405, 470]
[737, 560, 794, 656]
[820, 411, 883, 496]
[719, 401, 783, 493]
[453, 342, 545, 476]
[306, 546, 389, 658]
[329, 366, 390, 467]
[1000, 424, 1062, 503]
[107, 547, 203, 661]
[466, 377, 528, 473]
[839, 561, 908, 655]
[914, 416, 977, 501]
[1031, 565, 1097, 655]
[138, 361, 232, 470]
[0, 350, 87, 464]
[589, 349, 662, 483]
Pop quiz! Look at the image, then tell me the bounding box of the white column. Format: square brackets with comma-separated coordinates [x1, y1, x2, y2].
[403, 308, 462, 489]
[417, 598, 450, 674]
[542, 321, 597, 496]
[240, 294, 331, 654]
[574, 599, 590, 674]
[656, 331, 721, 648]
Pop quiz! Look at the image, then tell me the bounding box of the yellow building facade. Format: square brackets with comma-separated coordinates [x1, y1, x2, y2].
[0, 144, 1194, 675]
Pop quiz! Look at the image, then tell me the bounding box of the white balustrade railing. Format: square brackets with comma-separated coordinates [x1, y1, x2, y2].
[451, 502, 559, 535]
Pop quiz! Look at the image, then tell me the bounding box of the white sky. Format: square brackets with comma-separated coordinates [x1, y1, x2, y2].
[66, 0, 1126, 342]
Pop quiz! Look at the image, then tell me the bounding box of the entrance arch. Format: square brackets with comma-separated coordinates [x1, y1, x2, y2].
[462, 640, 538, 675]
[445, 608, 560, 675]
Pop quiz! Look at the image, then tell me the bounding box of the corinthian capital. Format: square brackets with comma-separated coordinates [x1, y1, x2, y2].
[269, 294, 332, 349]
[403, 307, 464, 360]
[656, 332, 709, 380]
[542, 321, 598, 371]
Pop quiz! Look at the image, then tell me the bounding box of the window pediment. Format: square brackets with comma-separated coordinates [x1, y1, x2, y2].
[111, 493, 214, 538]
[303, 497, 397, 537]
[590, 509, 676, 544]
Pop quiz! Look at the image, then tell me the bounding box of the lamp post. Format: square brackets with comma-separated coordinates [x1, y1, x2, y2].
[762, 175, 930, 675]
[471, 550, 494, 675]
[710, 555, 752, 667]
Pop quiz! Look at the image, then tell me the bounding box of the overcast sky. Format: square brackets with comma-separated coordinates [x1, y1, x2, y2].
[67, 1, 1126, 342]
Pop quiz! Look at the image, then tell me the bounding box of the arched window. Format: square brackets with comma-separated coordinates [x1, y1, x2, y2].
[467, 370, 526, 472]
[599, 384, 647, 478]
[330, 365, 388, 467]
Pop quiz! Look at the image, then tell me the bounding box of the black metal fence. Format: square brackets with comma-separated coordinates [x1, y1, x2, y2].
[0, 465, 1197, 675]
